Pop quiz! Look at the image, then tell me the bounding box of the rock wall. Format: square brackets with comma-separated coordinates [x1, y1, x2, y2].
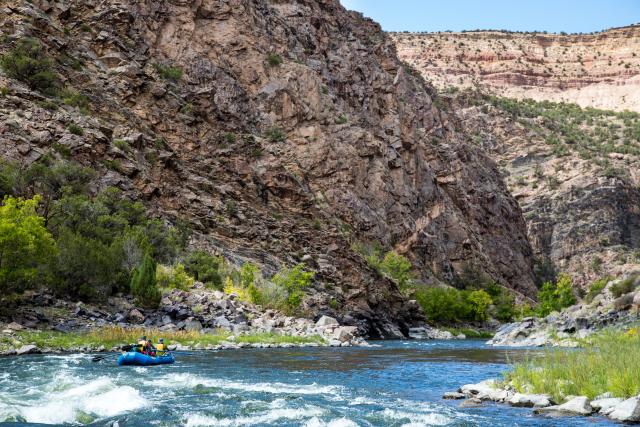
[0, 0, 537, 336]
[392, 27, 640, 112]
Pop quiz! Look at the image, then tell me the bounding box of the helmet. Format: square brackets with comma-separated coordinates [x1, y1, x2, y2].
[140, 335, 147, 341]
[159, 338, 164, 343]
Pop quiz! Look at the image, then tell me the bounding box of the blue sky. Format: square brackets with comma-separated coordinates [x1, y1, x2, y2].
[339, 0, 640, 33]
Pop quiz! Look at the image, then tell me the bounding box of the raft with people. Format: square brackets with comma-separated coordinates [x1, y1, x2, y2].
[116, 336, 175, 366]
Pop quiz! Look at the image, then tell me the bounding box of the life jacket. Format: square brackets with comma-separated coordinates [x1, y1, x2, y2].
[156, 343, 165, 355]
[137, 340, 147, 353]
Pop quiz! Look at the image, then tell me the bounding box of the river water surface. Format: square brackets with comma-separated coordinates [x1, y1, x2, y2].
[0, 339, 616, 426]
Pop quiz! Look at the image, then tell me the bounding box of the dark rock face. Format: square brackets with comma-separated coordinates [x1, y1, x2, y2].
[0, 0, 537, 335]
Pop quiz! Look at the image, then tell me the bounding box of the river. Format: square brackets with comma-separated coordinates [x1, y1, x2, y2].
[0, 339, 617, 426]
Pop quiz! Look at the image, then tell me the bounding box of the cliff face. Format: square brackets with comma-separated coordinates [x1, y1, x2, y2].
[0, 0, 537, 336]
[392, 27, 640, 112]
[447, 92, 640, 288]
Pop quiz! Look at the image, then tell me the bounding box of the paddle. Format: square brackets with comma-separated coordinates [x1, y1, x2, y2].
[91, 344, 138, 362]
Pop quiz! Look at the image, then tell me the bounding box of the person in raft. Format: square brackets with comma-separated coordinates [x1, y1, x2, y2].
[156, 338, 166, 356]
[136, 336, 156, 355]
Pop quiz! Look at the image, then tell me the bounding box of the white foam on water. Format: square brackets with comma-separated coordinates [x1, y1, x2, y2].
[348, 396, 377, 406]
[379, 408, 451, 426]
[133, 366, 149, 374]
[147, 373, 343, 397]
[5, 375, 148, 425]
[303, 417, 360, 427]
[184, 406, 325, 426]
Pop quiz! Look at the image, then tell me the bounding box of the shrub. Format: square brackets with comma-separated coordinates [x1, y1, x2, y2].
[271, 263, 314, 311]
[68, 123, 84, 136]
[414, 287, 473, 323]
[266, 53, 283, 66]
[130, 252, 160, 308]
[153, 63, 182, 81]
[266, 127, 286, 142]
[379, 251, 414, 288]
[223, 276, 252, 302]
[536, 273, 576, 317]
[156, 263, 194, 290]
[610, 276, 639, 298]
[113, 139, 131, 152]
[467, 290, 492, 322]
[61, 87, 89, 114]
[585, 276, 611, 302]
[335, 114, 348, 124]
[0, 38, 58, 94]
[0, 195, 55, 293]
[182, 250, 224, 289]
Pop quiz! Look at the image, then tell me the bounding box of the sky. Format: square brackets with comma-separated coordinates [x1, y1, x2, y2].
[339, 0, 640, 33]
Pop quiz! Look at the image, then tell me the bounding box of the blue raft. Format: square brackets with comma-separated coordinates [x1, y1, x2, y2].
[117, 351, 175, 366]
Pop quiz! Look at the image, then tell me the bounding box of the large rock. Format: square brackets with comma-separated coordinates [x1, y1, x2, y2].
[332, 326, 358, 342]
[16, 344, 39, 355]
[315, 316, 339, 327]
[608, 397, 640, 422]
[591, 397, 623, 414]
[555, 396, 593, 415]
[508, 393, 552, 408]
[127, 309, 145, 324]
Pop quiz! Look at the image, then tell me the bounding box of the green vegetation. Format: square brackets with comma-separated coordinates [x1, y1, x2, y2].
[353, 242, 518, 324]
[585, 276, 611, 303]
[182, 250, 224, 289]
[0, 326, 325, 352]
[535, 273, 576, 317]
[480, 94, 640, 175]
[112, 139, 131, 152]
[67, 123, 84, 136]
[156, 263, 194, 291]
[60, 87, 89, 114]
[442, 327, 494, 339]
[506, 329, 640, 402]
[0, 38, 58, 94]
[0, 157, 188, 302]
[153, 63, 183, 81]
[610, 275, 639, 298]
[335, 114, 348, 124]
[0, 196, 55, 294]
[222, 262, 315, 315]
[130, 253, 160, 308]
[266, 127, 286, 142]
[266, 53, 283, 66]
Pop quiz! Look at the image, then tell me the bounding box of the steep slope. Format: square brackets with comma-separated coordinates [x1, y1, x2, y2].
[447, 92, 640, 287]
[0, 0, 536, 336]
[392, 27, 640, 112]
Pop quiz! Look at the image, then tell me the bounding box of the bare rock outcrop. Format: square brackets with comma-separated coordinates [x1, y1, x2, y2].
[0, 0, 537, 336]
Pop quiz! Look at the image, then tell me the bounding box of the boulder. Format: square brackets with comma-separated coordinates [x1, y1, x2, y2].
[608, 397, 640, 422]
[459, 397, 482, 408]
[6, 322, 25, 331]
[556, 396, 593, 415]
[333, 326, 358, 342]
[508, 393, 552, 408]
[16, 344, 39, 355]
[443, 392, 466, 400]
[214, 316, 232, 330]
[184, 320, 203, 332]
[316, 315, 339, 327]
[591, 397, 623, 414]
[127, 309, 145, 324]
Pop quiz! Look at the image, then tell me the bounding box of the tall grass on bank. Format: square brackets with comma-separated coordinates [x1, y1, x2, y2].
[505, 328, 640, 402]
[0, 326, 325, 351]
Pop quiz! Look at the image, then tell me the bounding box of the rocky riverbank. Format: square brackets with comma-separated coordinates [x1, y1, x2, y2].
[445, 379, 640, 423]
[0, 284, 461, 357]
[488, 275, 640, 347]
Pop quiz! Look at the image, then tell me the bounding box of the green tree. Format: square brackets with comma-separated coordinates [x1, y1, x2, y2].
[130, 252, 160, 308]
[0, 195, 55, 293]
[536, 273, 576, 317]
[272, 263, 314, 311]
[467, 290, 493, 322]
[0, 38, 58, 94]
[380, 251, 414, 288]
[183, 250, 223, 289]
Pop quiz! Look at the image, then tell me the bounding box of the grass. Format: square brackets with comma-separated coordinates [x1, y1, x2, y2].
[505, 328, 640, 402]
[0, 326, 325, 352]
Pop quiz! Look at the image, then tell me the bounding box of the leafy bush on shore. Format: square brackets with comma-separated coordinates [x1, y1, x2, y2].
[536, 273, 576, 317]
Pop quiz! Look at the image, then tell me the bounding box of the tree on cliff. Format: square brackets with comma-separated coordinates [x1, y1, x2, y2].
[0, 195, 55, 293]
[130, 252, 161, 308]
